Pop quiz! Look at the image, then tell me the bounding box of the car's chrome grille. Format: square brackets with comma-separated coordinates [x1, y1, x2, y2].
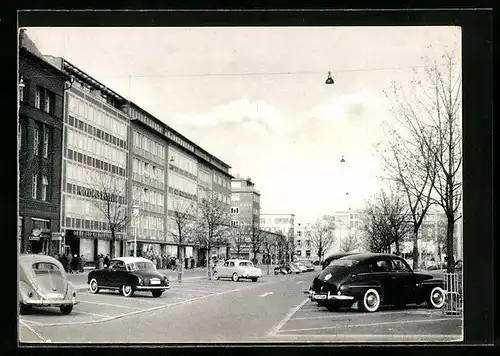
[149, 278, 161, 285]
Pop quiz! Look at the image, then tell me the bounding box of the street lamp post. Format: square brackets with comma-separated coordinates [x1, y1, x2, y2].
[132, 205, 140, 257]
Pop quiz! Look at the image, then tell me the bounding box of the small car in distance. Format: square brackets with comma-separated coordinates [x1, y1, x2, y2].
[18, 254, 79, 315]
[295, 262, 309, 273]
[88, 257, 170, 297]
[308, 253, 446, 313]
[286, 262, 302, 274]
[301, 261, 316, 272]
[213, 259, 262, 282]
[274, 264, 290, 275]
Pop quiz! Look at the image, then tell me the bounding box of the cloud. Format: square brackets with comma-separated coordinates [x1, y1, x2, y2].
[308, 90, 372, 123]
[172, 97, 285, 134]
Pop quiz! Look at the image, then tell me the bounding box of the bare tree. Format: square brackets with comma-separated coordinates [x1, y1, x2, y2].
[229, 223, 250, 258]
[168, 199, 196, 282]
[249, 226, 266, 264]
[383, 48, 462, 272]
[309, 218, 336, 264]
[261, 229, 277, 275]
[195, 191, 231, 279]
[339, 233, 358, 253]
[362, 188, 411, 255]
[86, 171, 129, 259]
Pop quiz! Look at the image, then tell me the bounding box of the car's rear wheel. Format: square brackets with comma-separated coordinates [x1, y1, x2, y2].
[274, 270, 279, 275]
[19, 303, 32, 315]
[151, 290, 163, 298]
[213, 271, 220, 280]
[122, 285, 134, 297]
[251, 277, 258, 282]
[60, 305, 73, 315]
[361, 288, 381, 312]
[427, 287, 445, 309]
[232, 273, 239, 282]
[89, 278, 100, 294]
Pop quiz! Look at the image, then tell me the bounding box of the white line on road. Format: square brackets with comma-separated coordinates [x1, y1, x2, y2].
[259, 292, 274, 297]
[76, 310, 111, 318]
[78, 300, 144, 310]
[19, 318, 43, 325]
[290, 310, 409, 320]
[268, 298, 310, 337]
[296, 281, 304, 284]
[19, 320, 50, 343]
[278, 317, 462, 333]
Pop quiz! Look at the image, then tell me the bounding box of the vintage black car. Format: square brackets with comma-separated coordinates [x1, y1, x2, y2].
[88, 257, 170, 297]
[308, 253, 445, 312]
[18, 254, 79, 315]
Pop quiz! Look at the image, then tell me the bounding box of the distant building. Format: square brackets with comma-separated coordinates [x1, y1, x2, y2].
[260, 213, 295, 262]
[18, 29, 70, 255]
[229, 175, 261, 259]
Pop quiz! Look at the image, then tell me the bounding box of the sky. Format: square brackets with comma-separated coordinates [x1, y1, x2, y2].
[25, 26, 461, 224]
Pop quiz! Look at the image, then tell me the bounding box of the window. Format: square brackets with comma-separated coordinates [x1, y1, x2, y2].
[375, 260, 391, 272]
[391, 259, 412, 272]
[43, 90, 53, 113]
[297, 240, 301, 247]
[297, 231, 302, 237]
[33, 127, 39, 155]
[42, 176, 48, 201]
[35, 87, 42, 109]
[32, 174, 37, 199]
[43, 129, 49, 158]
[296, 250, 302, 257]
[20, 78, 29, 102]
[306, 250, 311, 257]
[231, 207, 239, 214]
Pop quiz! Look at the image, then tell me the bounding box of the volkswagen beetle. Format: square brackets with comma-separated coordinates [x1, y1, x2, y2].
[213, 259, 262, 282]
[308, 253, 446, 312]
[18, 254, 79, 315]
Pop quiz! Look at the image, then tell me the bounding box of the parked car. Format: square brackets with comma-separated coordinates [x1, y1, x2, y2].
[322, 252, 360, 270]
[18, 254, 79, 315]
[286, 262, 302, 274]
[295, 262, 309, 273]
[87, 257, 170, 298]
[308, 253, 445, 313]
[274, 265, 290, 275]
[302, 261, 316, 272]
[213, 259, 262, 282]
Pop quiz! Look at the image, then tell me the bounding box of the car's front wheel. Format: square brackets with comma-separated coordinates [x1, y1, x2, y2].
[151, 290, 163, 298]
[251, 277, 258, 282]
[60, 305, 73, 315]
[122, 285, 134, 297]
[427, 287, 445, 309]
[232, 273, 239, 282]
[213, 271, 220, 280]
[89, 278, 100, 294]
[361, 288, 381, 312]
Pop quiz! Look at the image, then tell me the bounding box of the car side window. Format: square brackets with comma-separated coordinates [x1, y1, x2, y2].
[229, 261, 235, 267]
[111, 260, 125, 270]
[375, 259, 390, 272]
[223, 262, 229, 267]
[391, 259, 411, 272]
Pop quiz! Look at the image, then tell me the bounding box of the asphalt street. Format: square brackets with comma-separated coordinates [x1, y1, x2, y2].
[19, 268, 462, 344]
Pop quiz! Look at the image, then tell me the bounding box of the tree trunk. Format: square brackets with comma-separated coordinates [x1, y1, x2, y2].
[395, 239, 400, 255]
[206, 248, 212, 280]
[177, 244, 184, 283]
[110, 230, 115, 259]
[446, 218, 455, 272]
[412, 230, 419, 270]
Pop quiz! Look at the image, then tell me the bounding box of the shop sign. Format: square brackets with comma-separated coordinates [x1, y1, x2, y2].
[51, 232, 65, 241]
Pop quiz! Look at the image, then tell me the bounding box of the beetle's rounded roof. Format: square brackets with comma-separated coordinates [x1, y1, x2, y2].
[112, 257, 152, 264]
[18, 254, 64, 269]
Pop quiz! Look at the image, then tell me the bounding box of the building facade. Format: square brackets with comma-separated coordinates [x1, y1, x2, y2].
[260, 213, 295, 262]
[18, 30, 69, 255]
[229, 176, 261, 259]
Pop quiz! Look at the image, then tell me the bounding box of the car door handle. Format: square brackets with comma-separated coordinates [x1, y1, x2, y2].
[391, 276, 396, 279]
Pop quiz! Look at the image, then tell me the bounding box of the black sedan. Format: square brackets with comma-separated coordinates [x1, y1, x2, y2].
[88, 257, 170, 297]
[308, 253, 445, 312]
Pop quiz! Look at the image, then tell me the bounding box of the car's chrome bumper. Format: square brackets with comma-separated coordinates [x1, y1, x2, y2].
[23, 299, 79, 307]
[136, 285, 170, 290]
[307, 290, 354, 301]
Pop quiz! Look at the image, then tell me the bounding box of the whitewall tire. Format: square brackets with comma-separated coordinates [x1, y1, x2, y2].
[232, 273, 239, 282]
[122, 285, 134, 297]
[89, 278, 99, 294]
[428, 287, 445, 309]
[361, 288, 381, 312]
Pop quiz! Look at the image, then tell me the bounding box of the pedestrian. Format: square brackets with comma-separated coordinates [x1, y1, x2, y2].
[152, 256, 157, 269]
[104, 254, 110, 268]
[184, 256, 189, 270]
[79, 254, 85, 272]
[71, 254, 79, 274]
[67, 253, 73, 274]
[98, 254, 104, 270]
[190, 257, 195, 269]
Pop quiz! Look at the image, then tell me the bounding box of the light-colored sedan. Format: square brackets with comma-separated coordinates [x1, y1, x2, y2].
[213, 259, 262, 282]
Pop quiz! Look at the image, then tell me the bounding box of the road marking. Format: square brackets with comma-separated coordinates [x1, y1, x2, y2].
[267, 333, 463, 342]
[296, 281, 304, 284]
[19, 320, 49, 342]
[278, 317, 462, 333]
[19, 318, 43, 325]
[259, 292, 274, 297]
[76, 310, 111, 318]
[290, 310, 410, 320]
[268, 298, 310, 337]
[78, 300, 144, 310]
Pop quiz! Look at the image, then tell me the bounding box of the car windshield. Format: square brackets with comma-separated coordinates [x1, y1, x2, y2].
[32, 262, 63, 276]
[238, 261, 253, 267]
[127, 261, 156, 271]
[318, 259, 359, 279]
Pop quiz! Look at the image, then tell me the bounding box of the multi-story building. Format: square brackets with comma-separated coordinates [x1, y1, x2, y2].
[330, 210, 364, 253]
[294, 222, 313, 260]
[44, 57, 130, 262]
[260, 213, 295, 262]
[18, 30, 70, 255]
[229, 175, 261, 259]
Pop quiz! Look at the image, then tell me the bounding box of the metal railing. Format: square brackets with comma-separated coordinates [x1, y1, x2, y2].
[443, 273, 463, 316]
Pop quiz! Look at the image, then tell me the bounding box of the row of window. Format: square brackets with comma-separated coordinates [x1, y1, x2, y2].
[133, 130, 165, 160]
[296, 240, 311, 247]
[295, 250, 311, 257]
[166, 195, 194, 213]
[132, 184, 164, 208]
[169, 148, 197, 176]
[67, 127, 127, 168]
[168, 187, 197, 202]
[230, 207, 240, 214]
[132, 158, 165, 183]
[66, 148, 127, 178]
[65, 182, 127, 205]
[261, 218, 294, 225]
[31, 174, 49, 201]
[20, 80, 56, 116]
[169, 172, 197, 196]
[63, 216, 123, 232]
[64, 195, 108, 223]
[32, 125, 50, 158]
[68, 94, 128, 140]
[214, 174, 230, 189]
[67, 114, 128, 152]
[131, 109, 164, 135]
[198, 169, 212, 187]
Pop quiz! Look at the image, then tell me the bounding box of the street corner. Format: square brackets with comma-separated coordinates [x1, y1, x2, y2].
[270, 299, 463, 342]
